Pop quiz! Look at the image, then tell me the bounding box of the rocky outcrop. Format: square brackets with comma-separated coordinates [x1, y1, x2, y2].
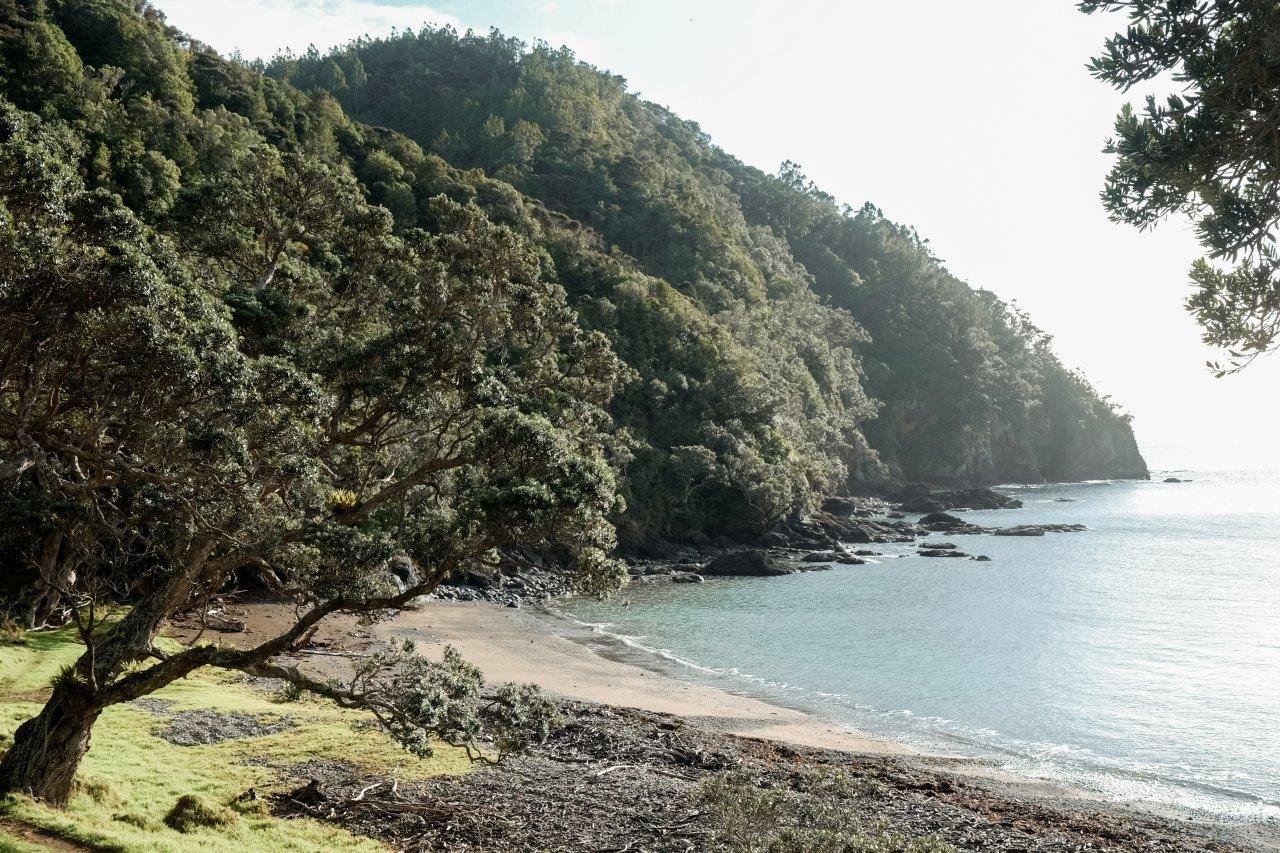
[701, 551, 794, 577]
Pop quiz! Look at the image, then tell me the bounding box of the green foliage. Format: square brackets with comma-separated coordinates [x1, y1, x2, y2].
[0, 0, 629, 801]
[1080, 1, 1280, 372]
[329, 641, 557, 763]
[698, 770, 957, 853]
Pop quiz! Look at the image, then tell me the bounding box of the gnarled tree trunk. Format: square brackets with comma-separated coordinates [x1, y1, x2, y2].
[0, 560, 192, 805]
[0, 680, 100, 807]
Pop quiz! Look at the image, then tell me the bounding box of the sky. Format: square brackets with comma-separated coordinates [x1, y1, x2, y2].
[150, 0, 1280, 469]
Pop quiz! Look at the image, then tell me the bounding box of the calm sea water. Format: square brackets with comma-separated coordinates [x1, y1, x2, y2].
[560, 465, 1280, 822]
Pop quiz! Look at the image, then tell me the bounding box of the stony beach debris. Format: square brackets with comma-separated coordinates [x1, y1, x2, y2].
[139, 707, 298, 746]
[267, 698, 1255, 853]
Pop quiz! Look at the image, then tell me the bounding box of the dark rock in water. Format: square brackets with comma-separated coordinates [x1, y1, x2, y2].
[854, 549, 882, 556]
[992, 523, 1087, 536]
[801, 552, 837, 563]
[919, 549, 968, 558]
[702, 551, 794, 577]
[1054, 498, 1075, 502]
[993, 525, 1046, 537]
[972, 555, 993, 561]
[952, 488, 1023, 510]
[887, 511, 906, 519]
[920, 511, 965, 526]
[670, 572, 704, 584]
[899, 497, 946, 513]
[832, 555, 867, 565]
[897, 487, 1023, 513]
[920, 542, 957, 550]
[1163, 477, 1188, 483]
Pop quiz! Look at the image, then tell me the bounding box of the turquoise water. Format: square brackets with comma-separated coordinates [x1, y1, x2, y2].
[560, 469, 1280, 821]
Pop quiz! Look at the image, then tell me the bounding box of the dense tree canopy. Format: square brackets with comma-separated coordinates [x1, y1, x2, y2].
[0, 0, 622, 804]
[1080, 1, 1280, 373]
[273, 26, 1146, 497]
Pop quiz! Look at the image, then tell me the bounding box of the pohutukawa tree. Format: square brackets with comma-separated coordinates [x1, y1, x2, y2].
[1080, 1, 1280, 373]
[0, 99, 626, 806]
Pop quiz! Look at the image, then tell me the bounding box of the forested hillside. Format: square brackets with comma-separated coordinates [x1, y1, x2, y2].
[1, 3, 1145, 582]
[271, 29, 1148, 494]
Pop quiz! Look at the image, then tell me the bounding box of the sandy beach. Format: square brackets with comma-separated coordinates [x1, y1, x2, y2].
[224, 598, 911, 756]
[378, 601, 912, 756]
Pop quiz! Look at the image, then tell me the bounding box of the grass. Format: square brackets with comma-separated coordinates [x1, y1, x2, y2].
[0, 827, 49, 852]
[0, 624, 472, 852]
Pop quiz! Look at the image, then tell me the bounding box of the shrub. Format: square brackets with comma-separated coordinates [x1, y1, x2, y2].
[274, 681, 303, 703]
[163, 794, 237, 833]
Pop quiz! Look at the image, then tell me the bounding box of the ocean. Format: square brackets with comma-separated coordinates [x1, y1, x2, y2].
[558, 465, 1280, 822]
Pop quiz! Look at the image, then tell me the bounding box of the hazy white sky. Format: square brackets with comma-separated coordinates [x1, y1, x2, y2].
[152, 0, 1279, 468]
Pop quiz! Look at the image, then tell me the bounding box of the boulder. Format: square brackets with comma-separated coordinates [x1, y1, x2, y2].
[832, 555, 867, 565]
[919, 549, 969, 558]
[950, 488, 1022, 510]
[1163, 477, 1188, 483]
[756, 531, 792, 548]
[702, 551, 794, 577]
[801, 552, 837, 563]
[919, 511, 965, 526]
[634, 536, 683, 560]
[671, 572, 705, 584]
[686, 530, 712, 548]
[898, 498, 946, 514]
[920, 542, 957, 550]
[821, 496, 860, 515]
[972, 555, 993, 562]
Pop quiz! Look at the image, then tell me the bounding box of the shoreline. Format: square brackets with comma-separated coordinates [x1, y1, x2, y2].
[207, 598, 1280, 851]
[364, 602, 1280, 829]
[374, 600, 916, 757]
